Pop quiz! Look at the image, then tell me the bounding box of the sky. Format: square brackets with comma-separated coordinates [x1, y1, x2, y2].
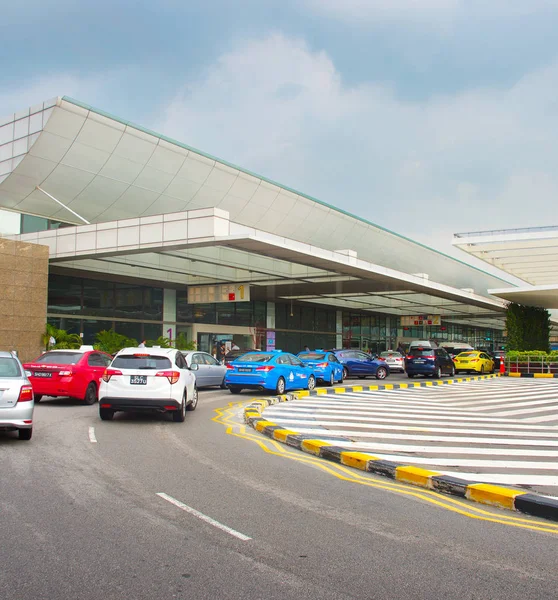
[2, 0, 558, 267]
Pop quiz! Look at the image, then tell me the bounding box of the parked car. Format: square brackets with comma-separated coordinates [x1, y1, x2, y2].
[98, 347, 197, 421]
[487, 350, 505, 370]
[453, 351, 495, 374]
[181, 351, 227, 388]
[332, 350, 390, 380]
[0, 351, 34, 440]
[297, 350, 344, 386]
[405, 346, 455, 378]
[379, 350, 405, 373]
[440, 343, 474, 360]
[24, 346, 113, 405]
[225, 350, 316, 394]
[224, 349, 251, 364]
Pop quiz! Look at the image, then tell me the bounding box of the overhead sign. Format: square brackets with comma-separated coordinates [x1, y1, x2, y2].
[187, 284, 250, 303]
[401, 315, 441, 326]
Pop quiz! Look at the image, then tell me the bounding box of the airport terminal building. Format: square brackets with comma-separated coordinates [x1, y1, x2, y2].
[0, 96, 525, 359]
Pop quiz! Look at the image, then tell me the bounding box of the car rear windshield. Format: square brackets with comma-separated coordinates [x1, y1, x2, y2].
[298, 353, 326, 360]
[112, 355, 172, 370]
[238, 353, 273, 363]
[457, 352, 476, 357]
[35, 352, 82, 365]
[408, 349, 435, 357]
[381, 352, 401, 357]
[0, 357, 22, 378]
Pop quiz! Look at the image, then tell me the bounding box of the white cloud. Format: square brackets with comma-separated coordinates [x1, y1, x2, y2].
[157, 33, 558, 259]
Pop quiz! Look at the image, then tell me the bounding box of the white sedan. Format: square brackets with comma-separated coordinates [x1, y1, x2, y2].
[98, 347, 197, 422]
[379, 351, 405, 373]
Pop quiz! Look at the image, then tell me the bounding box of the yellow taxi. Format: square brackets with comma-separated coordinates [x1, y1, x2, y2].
[453, 351, 494, 374]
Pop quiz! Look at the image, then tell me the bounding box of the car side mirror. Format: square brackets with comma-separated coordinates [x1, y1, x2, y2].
[189, 363, 199, 371]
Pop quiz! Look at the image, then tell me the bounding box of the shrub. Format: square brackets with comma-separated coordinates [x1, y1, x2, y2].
[94, 329, 137, 354]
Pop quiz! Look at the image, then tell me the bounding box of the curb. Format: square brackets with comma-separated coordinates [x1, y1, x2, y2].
[506, 372, 558, 378]
[243, 375, 558, 523]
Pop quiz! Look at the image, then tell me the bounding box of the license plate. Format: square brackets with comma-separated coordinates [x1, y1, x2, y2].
[130, 375, 147, 385]
[237, 367, 252, 372]
[414, 359, 425, 363]
[34, 371, 52, 378]
[460, 360, 469, 364]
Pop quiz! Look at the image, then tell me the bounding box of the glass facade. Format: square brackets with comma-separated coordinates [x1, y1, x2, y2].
[46, 274, 504, 352]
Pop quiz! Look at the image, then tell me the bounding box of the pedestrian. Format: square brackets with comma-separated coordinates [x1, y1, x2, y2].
[138, 339, 146, 348]
[217, 342, 226, 364]
[231, 342, 240, 350]
[303, 345, 310, 351]
[397, 343, 405, 355]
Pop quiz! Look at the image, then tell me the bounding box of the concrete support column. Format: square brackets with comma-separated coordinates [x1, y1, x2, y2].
[266, 302, 275, 329]
[163, 288, 177, 344]
[336, 310, 343, 349]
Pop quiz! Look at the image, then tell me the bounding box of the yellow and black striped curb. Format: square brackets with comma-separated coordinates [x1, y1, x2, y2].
[243, 375, 558, 523]
[506, 372, 558, 378]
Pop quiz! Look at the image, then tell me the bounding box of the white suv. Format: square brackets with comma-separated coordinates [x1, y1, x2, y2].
[98, 348, 197, 422]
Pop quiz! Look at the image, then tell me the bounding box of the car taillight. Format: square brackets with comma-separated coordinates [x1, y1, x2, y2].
[406, 355, 413, 360]
[102, 369, 122, 382]
[226, 364, 235, 370]
[59, 370, 73, 376]
[255, 366, 275, 372]
[18, 385, 33, 402]
[156, 371, 180, 384]
[316, 362, 328, 368]
[424, 355, 435, 360]
[470, 359, 478, 362]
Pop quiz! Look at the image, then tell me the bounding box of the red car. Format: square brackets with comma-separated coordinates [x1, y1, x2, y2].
[24, 347, 113, 404]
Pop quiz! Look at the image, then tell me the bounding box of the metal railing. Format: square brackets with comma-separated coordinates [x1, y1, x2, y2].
[505, 357, 558, 374]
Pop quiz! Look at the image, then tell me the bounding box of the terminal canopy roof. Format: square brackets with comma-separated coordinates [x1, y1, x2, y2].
[453, 227, 558, 309]
[1, 96, 518, 328]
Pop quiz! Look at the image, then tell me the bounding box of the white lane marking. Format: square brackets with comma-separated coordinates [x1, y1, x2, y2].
[88, 426, 97, 443]
[157, 492, 251, 541]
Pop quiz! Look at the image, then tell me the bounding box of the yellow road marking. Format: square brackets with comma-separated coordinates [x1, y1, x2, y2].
[212, 402, 558, 535]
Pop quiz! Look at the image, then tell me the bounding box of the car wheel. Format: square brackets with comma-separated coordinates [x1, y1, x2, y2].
[338, 372, 344, 384]
[220, 377, 227, 389]
[229, 386, 242, 394]
[375, 367, 388, 380]
[342, 367, 349, 380]
[186, 387, 198, 411]
[18, 428, 32, 440]
[173, 395, 186, 422]
[84, 382, 97, 405]
[99, 408, 114, 421]
[480, 365, 485, 375]
[450, 366, 455, 377]
[435, 367, 442, 379]
[327, 372, 334, 386]
[307, 375, 316, 391]
[275, 377, 286, 395]
[407, 373, 415, 378]
[34, 394, 42, 403]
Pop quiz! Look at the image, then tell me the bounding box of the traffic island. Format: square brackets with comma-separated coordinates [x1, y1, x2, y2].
[243, 375, 558, 523]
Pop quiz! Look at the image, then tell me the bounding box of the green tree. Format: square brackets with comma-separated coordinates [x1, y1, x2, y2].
[505, 303, 550, 352]
[175, 332, 196, 350]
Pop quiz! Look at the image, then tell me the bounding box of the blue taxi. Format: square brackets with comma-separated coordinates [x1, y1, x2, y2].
[225, 350, 316, 395]
[297, 350, 344, 386]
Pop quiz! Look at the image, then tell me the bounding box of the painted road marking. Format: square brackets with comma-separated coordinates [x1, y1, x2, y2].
[212, 401, 558, 535]
[88, 426, 97, 443]
[157, 492, 252, 541]
[262, 378, 558, 493]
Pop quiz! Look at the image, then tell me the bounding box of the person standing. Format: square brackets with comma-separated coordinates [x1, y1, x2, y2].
[138, 339, 146, 348]
[216, 342, 226, 364]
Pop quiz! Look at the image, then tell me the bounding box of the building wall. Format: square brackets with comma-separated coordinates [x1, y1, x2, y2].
[0, 238, 48, 362]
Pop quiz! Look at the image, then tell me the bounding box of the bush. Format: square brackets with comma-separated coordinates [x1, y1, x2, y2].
[42, 324, 82, 350]
[94, 330, 138, 354]
[175, 332, 196, 351]
[146, 336, 172, 348]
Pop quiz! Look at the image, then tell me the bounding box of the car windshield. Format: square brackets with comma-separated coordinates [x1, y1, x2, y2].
[381, 352, 401, 357]
[112, 355, 172, 370]
[298, 353, 326, 360]
[238, 353, 273, 363]
[35, 352, 82, 365]
[408, 349, 434, 357]
[0, 357, 22, 378]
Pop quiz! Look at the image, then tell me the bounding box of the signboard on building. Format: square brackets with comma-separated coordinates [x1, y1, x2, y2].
[266, 331, 276, 351]
[187, 284, 250, 303]
[401, 315, 441, 326]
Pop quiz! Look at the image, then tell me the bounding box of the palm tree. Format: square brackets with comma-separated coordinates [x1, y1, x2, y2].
[41, 324, 82, 350]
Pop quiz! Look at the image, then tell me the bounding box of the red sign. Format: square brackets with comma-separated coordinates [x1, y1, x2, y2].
[228, 293, 236, 301]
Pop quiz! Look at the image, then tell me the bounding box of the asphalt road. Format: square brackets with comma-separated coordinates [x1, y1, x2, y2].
[2, 379, 558, 600]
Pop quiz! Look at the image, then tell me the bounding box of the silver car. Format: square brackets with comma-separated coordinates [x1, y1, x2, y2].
[0, 351, 34, 440]
[181, 351, 227, 389]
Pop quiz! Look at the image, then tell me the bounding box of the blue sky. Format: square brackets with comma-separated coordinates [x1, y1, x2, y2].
[3, 0, 558, 259]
